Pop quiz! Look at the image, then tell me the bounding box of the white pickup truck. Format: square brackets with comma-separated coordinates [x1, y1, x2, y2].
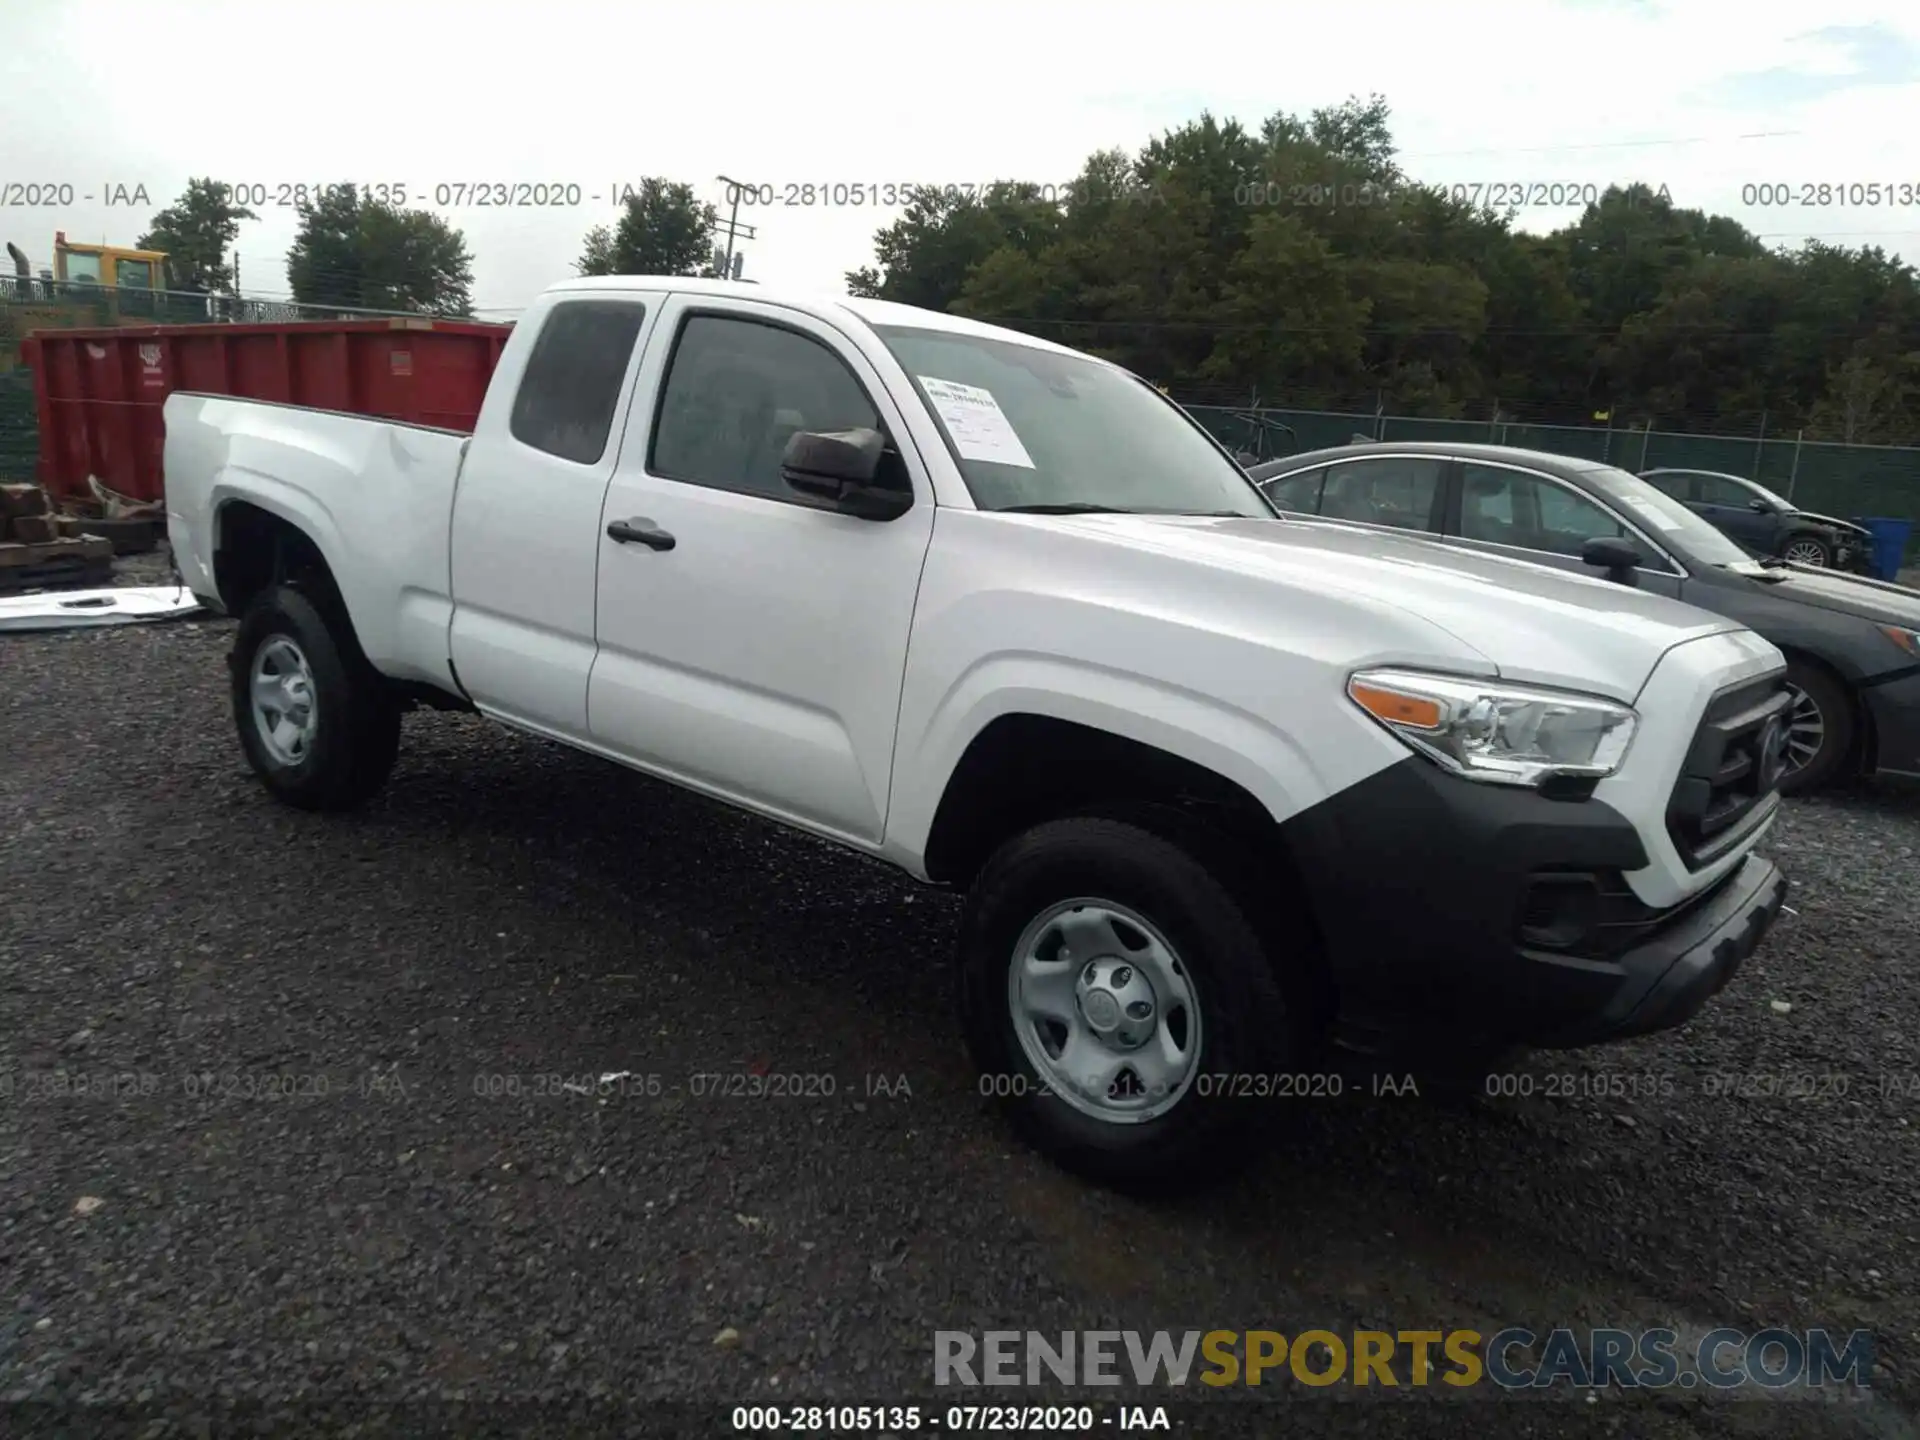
[165, 277, 1792, 1188]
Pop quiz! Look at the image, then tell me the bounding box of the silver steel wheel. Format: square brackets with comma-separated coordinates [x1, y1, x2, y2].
[250, 636, 319, 766]
[1008, 898, 1202, 1125]
[1782, 683, 1825, 775]
[1781, 538, 1828, 566]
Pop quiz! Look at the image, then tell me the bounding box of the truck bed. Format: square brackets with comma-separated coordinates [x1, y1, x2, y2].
[164, 392, 469, 693]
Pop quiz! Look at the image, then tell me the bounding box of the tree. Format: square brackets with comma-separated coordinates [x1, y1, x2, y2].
[575, 179, 716, 277]
[136, 178, 257, 294]
[1808, 351, 1920, 444]
[841, 95, 1920, 430]
[286, 186, 474, 316]
[850, 184, 1060, 311]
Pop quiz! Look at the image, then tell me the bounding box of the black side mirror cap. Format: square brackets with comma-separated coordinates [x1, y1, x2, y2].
[780, 427, 912, 521]
[1581, 536, 1641, 586]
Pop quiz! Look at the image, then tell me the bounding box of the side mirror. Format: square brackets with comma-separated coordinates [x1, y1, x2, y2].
[1747, 498, 1773, 514]
[1581, 536, 1641, 586]
[780, 427, 912, 521]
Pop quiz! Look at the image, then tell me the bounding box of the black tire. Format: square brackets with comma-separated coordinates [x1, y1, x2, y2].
[1779, 658, 1853, 796]
[230, 584, 401, 811]
[958, 815, 1304, 1191]
[1779, 532, 1831, 567]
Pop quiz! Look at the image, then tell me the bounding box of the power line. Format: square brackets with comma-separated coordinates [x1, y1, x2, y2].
[1398, 129, 1804, 159]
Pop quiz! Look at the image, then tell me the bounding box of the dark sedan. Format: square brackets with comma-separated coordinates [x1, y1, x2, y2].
[1249, 441, 1920, 794]
[1638, 467, 1875, 574]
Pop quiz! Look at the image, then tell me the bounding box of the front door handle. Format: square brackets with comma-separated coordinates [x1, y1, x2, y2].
[607, 518, 675, 551]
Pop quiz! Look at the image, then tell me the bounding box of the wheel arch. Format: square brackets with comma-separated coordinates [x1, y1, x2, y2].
[918, 712, 1339, 1014]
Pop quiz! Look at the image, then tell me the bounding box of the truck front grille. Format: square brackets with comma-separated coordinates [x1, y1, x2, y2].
[1666, 673, 1791, 871]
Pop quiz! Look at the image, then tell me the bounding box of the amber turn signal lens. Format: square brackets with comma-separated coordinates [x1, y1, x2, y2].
[1349, 682, 1443, 730]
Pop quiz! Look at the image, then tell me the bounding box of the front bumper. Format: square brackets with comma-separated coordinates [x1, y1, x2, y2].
[1534, 853, 1786, 1047]
[1280, 755, 1785, 1053]
[1863, 667, 1920, 778]
[1834, 540, 1876, 576]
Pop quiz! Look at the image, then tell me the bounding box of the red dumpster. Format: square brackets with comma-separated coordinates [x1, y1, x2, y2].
[20, 317, 512, 506]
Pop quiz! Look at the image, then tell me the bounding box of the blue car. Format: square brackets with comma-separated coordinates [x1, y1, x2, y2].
[1637, 468, 1876, 575]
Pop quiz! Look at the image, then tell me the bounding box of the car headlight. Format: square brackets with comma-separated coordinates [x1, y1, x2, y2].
[1881, 625, 1920, 656]
[1347, 668, 1638, 787]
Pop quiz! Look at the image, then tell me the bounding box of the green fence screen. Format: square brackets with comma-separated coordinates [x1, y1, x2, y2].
[0, 369, 37, 483]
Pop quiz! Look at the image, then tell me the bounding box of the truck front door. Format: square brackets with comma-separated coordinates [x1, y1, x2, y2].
[587, 296, 936, 847]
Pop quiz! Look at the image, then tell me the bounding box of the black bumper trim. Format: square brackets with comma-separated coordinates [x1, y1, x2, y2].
[1533, 854, 1787, 1047]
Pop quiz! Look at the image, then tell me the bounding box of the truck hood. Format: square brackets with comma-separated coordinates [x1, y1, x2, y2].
[1048, 513, 1747, 703]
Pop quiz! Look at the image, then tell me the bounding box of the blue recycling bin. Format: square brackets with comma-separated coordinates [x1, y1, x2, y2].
[1856, 517, 1914, 582]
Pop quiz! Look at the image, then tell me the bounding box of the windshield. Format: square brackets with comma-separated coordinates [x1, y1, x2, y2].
[1581, 465, 1761, 570]
[872, 324, 1273, 517]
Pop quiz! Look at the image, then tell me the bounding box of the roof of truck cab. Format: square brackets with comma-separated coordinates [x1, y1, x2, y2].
[542, 276, 1086, 358]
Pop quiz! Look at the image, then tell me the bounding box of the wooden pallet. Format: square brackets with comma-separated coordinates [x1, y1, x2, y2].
[0, 537, 116, 595]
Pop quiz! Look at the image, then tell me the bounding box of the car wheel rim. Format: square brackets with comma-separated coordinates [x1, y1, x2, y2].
[1782, 540, 1826, 566]
[250, 636, 318, 766]
[1007, 898, 1202, 1125]
[1783, 684, 1824, 774]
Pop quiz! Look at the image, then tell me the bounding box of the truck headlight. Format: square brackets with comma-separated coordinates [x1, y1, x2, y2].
[1347, 668, 1638, 787]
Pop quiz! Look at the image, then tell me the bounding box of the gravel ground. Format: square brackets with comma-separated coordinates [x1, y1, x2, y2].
[2, 566, 1917, 1438]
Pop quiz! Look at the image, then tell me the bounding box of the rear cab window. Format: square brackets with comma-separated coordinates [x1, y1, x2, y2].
[510, 300, 650, 464]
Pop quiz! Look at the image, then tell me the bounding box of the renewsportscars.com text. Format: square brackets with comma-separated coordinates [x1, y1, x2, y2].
[934, 1328, 1873, 1390]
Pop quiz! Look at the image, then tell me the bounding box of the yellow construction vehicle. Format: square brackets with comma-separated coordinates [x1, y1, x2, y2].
[51, 231, 171, 290]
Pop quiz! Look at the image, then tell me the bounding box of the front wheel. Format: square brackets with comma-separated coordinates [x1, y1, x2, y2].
[1779, 534, 1831, 567]
[1779, 659, 1853, 795]
[231, 585, 401, 811]
[958, 816, 1300, 1190]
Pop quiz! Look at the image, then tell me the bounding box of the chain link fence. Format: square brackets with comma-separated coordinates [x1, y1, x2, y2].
[1189, 405, 1920, 561]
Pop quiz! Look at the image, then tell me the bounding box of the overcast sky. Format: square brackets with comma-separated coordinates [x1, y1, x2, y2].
[5, 0, 1917, 317]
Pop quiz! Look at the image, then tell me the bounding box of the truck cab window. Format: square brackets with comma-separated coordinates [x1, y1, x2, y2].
[650, 315, 884, 500]
[509, 300, 648, 465]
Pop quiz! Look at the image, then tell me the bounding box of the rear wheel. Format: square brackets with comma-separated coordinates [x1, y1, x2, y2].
[1780, 533, 1831, 567]
[958, 815, 1303, 1191]
[231, 584, 401, 811]
[1779, 658, 1853, 795]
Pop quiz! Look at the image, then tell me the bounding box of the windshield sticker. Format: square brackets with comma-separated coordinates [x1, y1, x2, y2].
[917, 376, 1036, 469]
[1620, 494, 1683, 531]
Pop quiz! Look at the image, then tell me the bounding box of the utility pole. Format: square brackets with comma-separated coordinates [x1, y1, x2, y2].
[714, 175, 759, 281]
